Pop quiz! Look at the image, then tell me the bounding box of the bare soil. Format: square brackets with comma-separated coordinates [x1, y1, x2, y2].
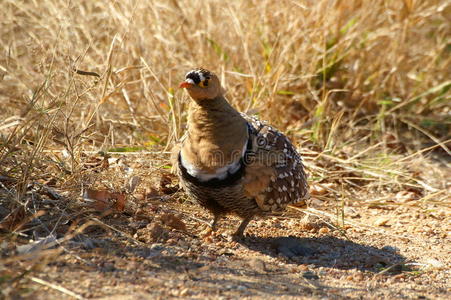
[0, 154, 449, 300]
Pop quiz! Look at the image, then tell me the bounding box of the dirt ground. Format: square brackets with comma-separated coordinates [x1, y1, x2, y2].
[1, 154, 450, 300]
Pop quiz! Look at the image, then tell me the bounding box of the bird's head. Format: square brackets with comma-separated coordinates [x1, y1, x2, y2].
[179, 68, 223, 102]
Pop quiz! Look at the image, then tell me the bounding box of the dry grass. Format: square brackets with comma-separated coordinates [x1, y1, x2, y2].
[1, 0, 449, 182]
[0, 0, 450, 297]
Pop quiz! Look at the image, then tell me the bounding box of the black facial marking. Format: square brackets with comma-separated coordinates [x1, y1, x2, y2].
[186, 71, 201, 84]
[185, 69, 212, 85]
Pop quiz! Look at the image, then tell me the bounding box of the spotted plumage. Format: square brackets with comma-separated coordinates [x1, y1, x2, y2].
[242, 115, 309, 213]
[173, 69, 309, 238]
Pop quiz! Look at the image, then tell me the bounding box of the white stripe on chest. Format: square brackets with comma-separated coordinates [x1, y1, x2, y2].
[180, 140, 248, 182]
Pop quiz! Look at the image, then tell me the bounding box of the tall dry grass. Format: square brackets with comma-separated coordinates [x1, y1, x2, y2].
[0, 0, 449, 207]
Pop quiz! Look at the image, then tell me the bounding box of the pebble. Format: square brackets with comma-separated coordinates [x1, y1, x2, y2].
[272, 237, 313, 258]
[179, 288, 189, 296]
[159, 213, 187, 231]
[319, 227, 330, 234]
[200, 226, 213, 237]
[203, 236, 213, 244]
[248, 258, 266, 272]
[299, 265, 309, 271]
[302, 271, 319, 280]
[393, 274, 406, 281]
[148, 222, 166, 240]
[353, 273, 364, 281]
[395, 191, 417, 203]
[425, 258, 444, 269]
[344, 207, 361, 218]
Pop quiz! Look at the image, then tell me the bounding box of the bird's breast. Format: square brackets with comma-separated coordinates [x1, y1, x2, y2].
[180, 139, 248, 182]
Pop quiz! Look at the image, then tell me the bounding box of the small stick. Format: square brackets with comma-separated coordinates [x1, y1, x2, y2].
[73, 68, 100, 77]
[30, 276, 85, 300]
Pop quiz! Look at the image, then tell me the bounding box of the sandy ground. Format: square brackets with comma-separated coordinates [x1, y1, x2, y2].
[1, 152, 450, 300]
[2, 188, 449, 299]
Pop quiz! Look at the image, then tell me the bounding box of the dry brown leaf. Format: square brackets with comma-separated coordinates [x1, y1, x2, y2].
[309, 184, 328, 196]
[290, 199, 307, 208]
[159, 172, 179, 195]
[137, 187, 161, 201]
[114, 193, 127, 212]
[84, 189, 127, 212]
[80, 153, 110, 172]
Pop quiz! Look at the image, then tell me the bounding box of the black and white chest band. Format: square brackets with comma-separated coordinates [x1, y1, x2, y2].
[178, 123, 255, 187]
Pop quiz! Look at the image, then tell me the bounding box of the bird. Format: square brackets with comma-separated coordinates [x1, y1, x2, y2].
[173, 68, 309, 238]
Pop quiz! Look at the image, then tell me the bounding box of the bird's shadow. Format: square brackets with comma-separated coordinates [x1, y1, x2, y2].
[237, 235, 408, 273]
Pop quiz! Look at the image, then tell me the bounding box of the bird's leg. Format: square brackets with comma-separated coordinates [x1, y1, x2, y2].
[232, 216, 253, 239]
[210, 213, 220, 231]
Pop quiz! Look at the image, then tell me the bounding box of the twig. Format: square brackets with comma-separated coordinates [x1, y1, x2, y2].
[373, 260, 412, 278]
[401, 118, 451, 156]
[90, 217, 148, 246]
[73, 68, 100, 77]
[399, 139, 451, 162]
[30, 277, 85, 300]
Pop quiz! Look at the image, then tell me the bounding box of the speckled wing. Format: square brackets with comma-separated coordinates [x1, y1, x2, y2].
[242, 114, 309, 212]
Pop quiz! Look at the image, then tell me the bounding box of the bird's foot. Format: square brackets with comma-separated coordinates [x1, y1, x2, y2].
[231, 216, 253, 241]
[210, 215, 220, 232]
[231, 231, 244, 242]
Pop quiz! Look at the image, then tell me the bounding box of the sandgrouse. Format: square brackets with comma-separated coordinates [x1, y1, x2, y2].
[174, 68, 309, 238]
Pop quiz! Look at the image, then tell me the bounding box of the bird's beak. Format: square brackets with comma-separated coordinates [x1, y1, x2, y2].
[179, 81, 193, 89]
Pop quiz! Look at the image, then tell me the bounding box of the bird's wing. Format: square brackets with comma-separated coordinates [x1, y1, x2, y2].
[242, 114, 309, 212]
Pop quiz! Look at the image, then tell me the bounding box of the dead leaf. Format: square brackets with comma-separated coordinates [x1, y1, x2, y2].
[84, 189, 127, 212]
[309, 184, 327, 196]
[114, 193, 126, 212]
[290, 199, 307, 208]
[80, 152, 110, 172]
[159, 172, 179, 195]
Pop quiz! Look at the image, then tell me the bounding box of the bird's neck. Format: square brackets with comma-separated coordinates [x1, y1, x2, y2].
[182, 95, 248, 172]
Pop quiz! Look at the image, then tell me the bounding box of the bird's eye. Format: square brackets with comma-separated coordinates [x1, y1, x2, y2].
[198, 79, 209, 88]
